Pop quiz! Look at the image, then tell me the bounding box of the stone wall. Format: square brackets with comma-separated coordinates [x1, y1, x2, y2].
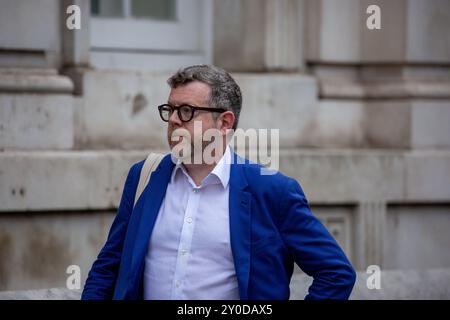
[1, 0, 449, 293]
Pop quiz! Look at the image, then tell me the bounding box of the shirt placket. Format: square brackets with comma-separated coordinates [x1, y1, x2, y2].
[170, 185, 201, 299]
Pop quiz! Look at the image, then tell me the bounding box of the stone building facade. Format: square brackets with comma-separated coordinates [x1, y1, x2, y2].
[0, 0, 450, 293]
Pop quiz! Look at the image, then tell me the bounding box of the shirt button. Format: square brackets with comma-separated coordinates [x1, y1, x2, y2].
[186, 217, 193, 224]
[180, 249, 187, 256]
[176, 281, 181, 288]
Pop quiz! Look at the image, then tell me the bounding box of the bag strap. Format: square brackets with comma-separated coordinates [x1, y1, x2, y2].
[133, 153, 165, 207]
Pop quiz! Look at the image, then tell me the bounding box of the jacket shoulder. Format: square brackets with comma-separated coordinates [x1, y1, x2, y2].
[239, 159, 299, 195]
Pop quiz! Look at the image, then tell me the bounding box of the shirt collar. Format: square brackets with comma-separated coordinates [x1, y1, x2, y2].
[170, 145, 231, 189]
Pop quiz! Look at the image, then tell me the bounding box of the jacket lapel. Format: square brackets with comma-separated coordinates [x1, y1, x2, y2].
[229, 151, 252, 300]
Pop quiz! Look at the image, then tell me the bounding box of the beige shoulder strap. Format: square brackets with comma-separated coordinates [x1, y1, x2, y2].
[133, 152, 165, 207]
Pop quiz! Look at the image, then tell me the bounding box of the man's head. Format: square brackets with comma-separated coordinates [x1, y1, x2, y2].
[161, 65, 242, 162]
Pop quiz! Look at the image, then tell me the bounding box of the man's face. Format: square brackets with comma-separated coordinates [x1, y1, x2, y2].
[167, 81, 220, 161]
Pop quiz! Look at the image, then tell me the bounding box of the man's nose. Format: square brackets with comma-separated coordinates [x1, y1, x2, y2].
[168, 110, 182, 125]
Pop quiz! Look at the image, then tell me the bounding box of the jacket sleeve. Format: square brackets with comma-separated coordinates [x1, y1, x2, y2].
[81, 161, 142, 300]
[278, 178, 356, 300]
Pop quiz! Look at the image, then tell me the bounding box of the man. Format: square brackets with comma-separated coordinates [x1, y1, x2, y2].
[81, 65, 356, 300]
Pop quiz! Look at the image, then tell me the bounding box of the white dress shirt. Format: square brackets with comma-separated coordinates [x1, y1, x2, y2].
[143, 146, 240, 300]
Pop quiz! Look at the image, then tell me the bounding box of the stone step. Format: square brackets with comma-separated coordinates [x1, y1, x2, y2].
[291, 268, 450, 300]
[1, 268, 449, 299]
[1, 148, 449, 212]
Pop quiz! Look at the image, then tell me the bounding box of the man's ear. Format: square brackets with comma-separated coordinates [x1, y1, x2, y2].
[219, 111, 235, 134]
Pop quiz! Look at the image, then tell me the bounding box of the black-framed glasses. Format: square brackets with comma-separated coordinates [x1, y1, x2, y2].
[158, 103, 227, 122]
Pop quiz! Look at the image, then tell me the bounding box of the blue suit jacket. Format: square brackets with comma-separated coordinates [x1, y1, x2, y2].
[82, 151, 356, 300]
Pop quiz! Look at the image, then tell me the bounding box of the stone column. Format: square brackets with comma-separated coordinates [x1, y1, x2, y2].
[213, 0, 305, 71]
[60, 0, 91, 95]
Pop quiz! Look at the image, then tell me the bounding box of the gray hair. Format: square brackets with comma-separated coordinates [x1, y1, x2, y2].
[167, 64, 242, 130]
